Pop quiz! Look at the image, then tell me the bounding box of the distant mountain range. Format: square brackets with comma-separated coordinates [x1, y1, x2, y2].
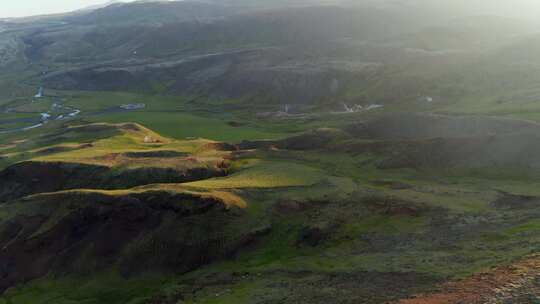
[2, 0, 540, 107]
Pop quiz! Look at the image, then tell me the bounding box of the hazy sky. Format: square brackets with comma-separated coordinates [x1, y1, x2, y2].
[453, 0, 540, 15]
[3, 0, 540, 19]
[0, 0, 133, 18]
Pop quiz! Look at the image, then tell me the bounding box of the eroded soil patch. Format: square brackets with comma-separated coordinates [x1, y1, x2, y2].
[396, 254, 540, 304]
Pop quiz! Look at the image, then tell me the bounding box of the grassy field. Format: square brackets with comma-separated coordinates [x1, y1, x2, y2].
[0, 90, 300, 144]
[184, 161, 324, 189]
[89, 111, 287, 142]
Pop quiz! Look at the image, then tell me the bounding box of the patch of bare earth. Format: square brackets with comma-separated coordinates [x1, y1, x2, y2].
[394, 254, 540, 304]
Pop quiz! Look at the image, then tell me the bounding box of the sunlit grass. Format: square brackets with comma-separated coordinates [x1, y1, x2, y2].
[183, 161, 324, 189]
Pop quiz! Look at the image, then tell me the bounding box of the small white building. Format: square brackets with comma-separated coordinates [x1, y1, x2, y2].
[34, 87, 44, 99]
[418, 96, 434, 103]
[120, 103, 146, 110]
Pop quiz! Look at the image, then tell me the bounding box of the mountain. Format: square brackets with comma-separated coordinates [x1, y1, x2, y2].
[67, 1, 242, 25]
[9, 0, 534, 106]
[77, 0, 123, 12]
[3, 0, 540, 106]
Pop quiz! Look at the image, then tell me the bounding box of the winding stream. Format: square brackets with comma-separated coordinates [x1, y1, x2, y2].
[0, 100, 82, 134]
